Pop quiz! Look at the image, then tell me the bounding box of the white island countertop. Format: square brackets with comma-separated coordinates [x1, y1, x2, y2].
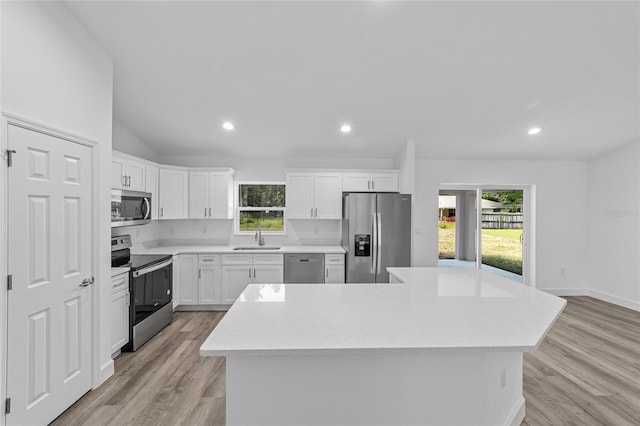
[132, 245, 345, 256]
[200, 267, 566, 356]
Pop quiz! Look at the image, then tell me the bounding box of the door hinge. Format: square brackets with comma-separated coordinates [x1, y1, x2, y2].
[7, 274, 12, 291]
[6, 149, 16, 167]
[5, 397, 10, 414]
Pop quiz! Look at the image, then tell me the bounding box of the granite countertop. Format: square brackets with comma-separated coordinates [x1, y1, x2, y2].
[132, 245, 345, 256]
[200, 267, 566, 356]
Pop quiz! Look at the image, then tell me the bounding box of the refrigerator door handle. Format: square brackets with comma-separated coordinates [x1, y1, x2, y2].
[371, 212, 378, 275]
[376, 212, 382, 275]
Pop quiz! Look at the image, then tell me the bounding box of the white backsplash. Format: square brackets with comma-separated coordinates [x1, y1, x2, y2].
[112, 219, 341, 249]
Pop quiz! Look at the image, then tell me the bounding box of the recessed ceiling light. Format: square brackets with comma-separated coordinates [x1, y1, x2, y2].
[340, 124, 352, 133]
[222, 121, 235, 131]
[527, 127, 541, 135]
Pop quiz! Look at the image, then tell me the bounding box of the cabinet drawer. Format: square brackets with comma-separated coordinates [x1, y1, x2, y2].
[222, 254, 252, 265]
[199, 254, 220, 266]
[253, 254, 284, 265]
[111, 273, 129, 293]
[325, 254, 345, 265]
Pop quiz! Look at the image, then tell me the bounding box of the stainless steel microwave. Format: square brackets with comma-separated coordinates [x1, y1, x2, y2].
[111, 190, 151, 227]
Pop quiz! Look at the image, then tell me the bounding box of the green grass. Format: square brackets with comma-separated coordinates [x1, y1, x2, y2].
[239, 218, 283, 232]
[438, 223, 523, 275]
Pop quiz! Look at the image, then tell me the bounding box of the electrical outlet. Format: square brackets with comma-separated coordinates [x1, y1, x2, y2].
[500, 369, 506, 390]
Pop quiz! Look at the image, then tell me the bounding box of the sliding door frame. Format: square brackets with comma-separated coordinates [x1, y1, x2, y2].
[440, 184, 536, 287]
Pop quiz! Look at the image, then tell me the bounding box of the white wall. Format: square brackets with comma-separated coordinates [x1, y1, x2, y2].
[394, 141, 416, 195]
[587, 141, 640, 310]
[414, 159, 590, 292]
[1, 0, 115, 393]
[113, 120, 161, 163]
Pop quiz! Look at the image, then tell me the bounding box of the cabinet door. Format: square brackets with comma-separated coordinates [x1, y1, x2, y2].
[209, 172, 233, 219]
[342, 173, 371, 192]
[177, 254, 198, 305]
[189, 172, 209, 219]
[126, 159, 146, 191]
[325, 265, 345, 284]
[145, 164, 159, 220]
[199, 266, 221, 304]
[110, 289, 129, 353]
[253, 265, 284, 284]
[371, 173, 398, 192]
[314, 173, 343, 219]
[221, 266, 253, 304]
[286, 173, 314, 219]
[111, 155, 125, 189]
[159, 168, 189, 219]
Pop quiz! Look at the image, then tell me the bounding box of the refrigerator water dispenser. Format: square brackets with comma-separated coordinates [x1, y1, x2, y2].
[354, 234, 370, 256]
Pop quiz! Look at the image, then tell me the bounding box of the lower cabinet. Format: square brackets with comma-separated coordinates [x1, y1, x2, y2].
[177, 254, 222, 306]
[111, 272, 130, 354]
[325, 254, 345, 283]
[221, 254, 284, 303]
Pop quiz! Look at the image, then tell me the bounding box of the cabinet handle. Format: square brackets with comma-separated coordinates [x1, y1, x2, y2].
[160, 207, 163, 217]
[249, 269, 252, 279]
[122, 175, 126, 187]
[326, 268, 328, 278]
[372, 180, 375, 191]
[204, 208, 207, 217]
[209, 207, 212, 217]
[310, 208, 313, 218]
[199, 269, 202, 279]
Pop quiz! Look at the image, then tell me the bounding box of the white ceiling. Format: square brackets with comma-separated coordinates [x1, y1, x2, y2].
[65, 1, 639, 161]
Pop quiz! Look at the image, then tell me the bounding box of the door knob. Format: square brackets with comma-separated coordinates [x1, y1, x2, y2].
[79, 276, 95, 287]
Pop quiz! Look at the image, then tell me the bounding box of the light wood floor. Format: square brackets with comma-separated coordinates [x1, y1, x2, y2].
[51, 296, 640, 425]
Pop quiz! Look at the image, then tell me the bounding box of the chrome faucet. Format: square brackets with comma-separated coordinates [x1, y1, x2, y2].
[255, 223, 265, 246]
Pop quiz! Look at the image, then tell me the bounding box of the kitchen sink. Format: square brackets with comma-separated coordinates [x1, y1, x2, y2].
[233, 246, 281, 251]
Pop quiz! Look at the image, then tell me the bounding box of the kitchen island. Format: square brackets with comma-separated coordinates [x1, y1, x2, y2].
[200, 267, 566, 426]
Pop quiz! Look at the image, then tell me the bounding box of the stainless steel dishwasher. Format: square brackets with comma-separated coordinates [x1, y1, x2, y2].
[284, 253, 325, 283]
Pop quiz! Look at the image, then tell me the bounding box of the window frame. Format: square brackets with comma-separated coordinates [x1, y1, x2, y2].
[234, 181, 287, 235]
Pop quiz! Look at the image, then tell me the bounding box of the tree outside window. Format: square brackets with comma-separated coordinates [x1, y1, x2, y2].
[237, 183, 286, 233]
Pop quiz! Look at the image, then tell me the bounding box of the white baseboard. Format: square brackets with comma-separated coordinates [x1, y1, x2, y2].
[540, 288, 589, 296]
[506, 396, 526, 426]
[588, 289, 640, 312]
[539, 288, 640, 312]
[95, 359, 114, 389]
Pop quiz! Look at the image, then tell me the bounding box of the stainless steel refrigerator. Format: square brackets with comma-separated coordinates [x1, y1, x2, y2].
[341, 193, 412, 283]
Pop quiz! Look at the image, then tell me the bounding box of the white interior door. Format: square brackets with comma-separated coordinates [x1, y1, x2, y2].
[6, 125, 93, 425]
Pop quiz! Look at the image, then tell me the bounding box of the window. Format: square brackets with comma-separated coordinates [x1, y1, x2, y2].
[236, 183, 286, 233]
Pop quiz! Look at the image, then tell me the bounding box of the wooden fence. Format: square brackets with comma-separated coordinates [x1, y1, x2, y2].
[481, 212, 523, 229]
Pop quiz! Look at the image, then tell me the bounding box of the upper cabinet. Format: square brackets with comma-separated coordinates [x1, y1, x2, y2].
[145, 164, 159, 220]
[286, 172, 342, 219]
[158, 167, 189, 219]
[189, 169, 235, 219]
[342, 171, 399, 193]
[112, 153, 146, 191]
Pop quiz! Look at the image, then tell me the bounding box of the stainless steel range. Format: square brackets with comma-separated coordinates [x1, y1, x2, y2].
[111, 235, 173, 351]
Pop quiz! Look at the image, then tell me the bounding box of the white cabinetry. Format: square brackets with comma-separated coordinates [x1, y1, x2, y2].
[110, 272, 130, 354]
[221, 254, 283, 303]
[112, 153, 146, 191]
[145, 164, 159, 220]
[177, 254, 198, 305]
[189, 169, 235, 219]
[325, 254, 345, 283]
[342, 172, 398, 193]
[159, 167, 189, 219]
[177, 254, 223, 306]
[198, 255, 222, 304]
[286, 172, 342, 219]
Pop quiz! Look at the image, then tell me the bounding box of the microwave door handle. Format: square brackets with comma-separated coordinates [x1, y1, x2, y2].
[143, 197, 151, 219]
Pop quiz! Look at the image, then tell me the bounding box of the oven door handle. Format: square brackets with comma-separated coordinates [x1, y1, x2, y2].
[133, 259, 173, 277]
